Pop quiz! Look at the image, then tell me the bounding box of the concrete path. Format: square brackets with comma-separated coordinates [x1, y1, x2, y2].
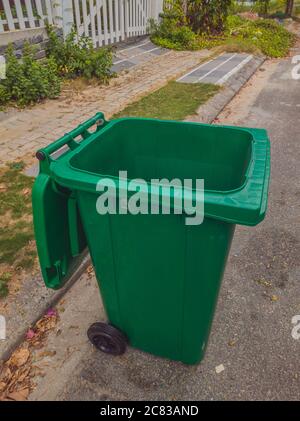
[28, 42, 300, 400]
[112, 38, 168, 73]
[178, 52, 254, 85]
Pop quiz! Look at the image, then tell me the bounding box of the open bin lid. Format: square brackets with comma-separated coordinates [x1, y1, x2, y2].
[32, 113, 106, 289]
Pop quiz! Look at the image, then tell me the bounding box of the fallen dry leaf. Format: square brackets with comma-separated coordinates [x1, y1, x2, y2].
[7, 388, 29, 401]
[1, 366, 12, 383]
[87, 265, 94, 279]
[17, 367, 31, 383]
[22, 188, 31, 196]
[0, 308, 59, 401]
[255, 278, 272, 288]
[9, 348, 30, 368]
[36, 350, 56, 359]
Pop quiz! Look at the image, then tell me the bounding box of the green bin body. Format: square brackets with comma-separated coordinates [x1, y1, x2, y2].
[32, 113, 270, 364]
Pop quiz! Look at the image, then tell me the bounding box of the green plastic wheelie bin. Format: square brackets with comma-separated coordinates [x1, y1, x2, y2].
[32, 112, 270, 365]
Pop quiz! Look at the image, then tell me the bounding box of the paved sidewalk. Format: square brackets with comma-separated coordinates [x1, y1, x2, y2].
[112, 38, 168, 72]
[178, 52, 254, 84]
[0, 45, 211, 167]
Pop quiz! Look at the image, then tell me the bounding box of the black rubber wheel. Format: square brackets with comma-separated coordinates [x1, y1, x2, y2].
[87, 322, 128, 356]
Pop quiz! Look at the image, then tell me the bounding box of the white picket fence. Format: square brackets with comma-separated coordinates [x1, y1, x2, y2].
[0, 0, 58, 32]
[73, 0, 156, 47]
[0, 0, 164, 47]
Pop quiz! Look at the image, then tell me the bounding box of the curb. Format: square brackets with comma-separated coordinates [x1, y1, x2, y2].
[0, 251, 90, 362]
[186, 55, 266, 124]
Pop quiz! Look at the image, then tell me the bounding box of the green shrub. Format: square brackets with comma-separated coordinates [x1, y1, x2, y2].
[225, 15, 295, 57]
[150, 17, 198, 50]
[0, 27, 114, 108]
[0, 43, 61, 107]
[46, 26, 114, 82]
[149, 1, 201, 50]
[151, 11, 294, 57]
[151, 19, 197, 50]
[161, 0, 231, 35]
[0, 272, 11, 298]
[187, 0, 232, 35]
[0, 84, 11, 106]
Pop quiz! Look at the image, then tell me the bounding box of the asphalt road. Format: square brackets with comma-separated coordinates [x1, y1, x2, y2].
[30, 44, 300, 401]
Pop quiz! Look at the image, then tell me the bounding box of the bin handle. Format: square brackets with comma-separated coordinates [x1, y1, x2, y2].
[36, 112, 107, 163]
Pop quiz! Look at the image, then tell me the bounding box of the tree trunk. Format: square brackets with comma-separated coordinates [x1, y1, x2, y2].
[285, 0, 294, 16]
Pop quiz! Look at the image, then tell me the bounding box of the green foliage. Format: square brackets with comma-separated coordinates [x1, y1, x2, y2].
[0, 163, 36, 297]
[46, 26, 114, 82]
[151, 0, 232, 49]
[0, 162, 34, 219]
[229, 0, 255, 14]
[0, 43, 61, 107]
[257, 0, 271, 15]
[0, 222, 34, 265]
[0, 84, 11, 105]
[225, 15, 295, 57]
[230, 0, 299, 16]
[160, 0, 232, 35]
[187, 0, 232, 34]
[149, 17, 199, 50]
[0, 27, 114, 108]
[0, 272, 11, 298]
[151, 7, 294, 58]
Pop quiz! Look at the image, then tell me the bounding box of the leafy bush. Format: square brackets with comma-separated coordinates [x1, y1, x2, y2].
[0, 272, 11, 298]
[0, 27, 114, 108]
[0, 84, 11, 105]
[150, 17, 199, 50]
[0, 43, 61, 107]
[187, 0, 232, 35]
[151, 11, 294, 57]
[161, 0, 232, 35]
[151, 0, 232, 49]
[46, 26, 114, 82]
[225, 15, 295, 57]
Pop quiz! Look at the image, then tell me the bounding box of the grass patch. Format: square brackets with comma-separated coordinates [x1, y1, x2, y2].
[0, 162, 36, 298]
[0, 222, 35, 265]
[225, 15, 296, 58]
[0, 272, 11, 298]
[0, 161, 33, 219]
[216, 38, 261, 55]
[113, 81, 220, 121]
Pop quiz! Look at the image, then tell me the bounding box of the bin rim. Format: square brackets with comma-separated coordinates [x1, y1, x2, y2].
[36, 114, 270, 227]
